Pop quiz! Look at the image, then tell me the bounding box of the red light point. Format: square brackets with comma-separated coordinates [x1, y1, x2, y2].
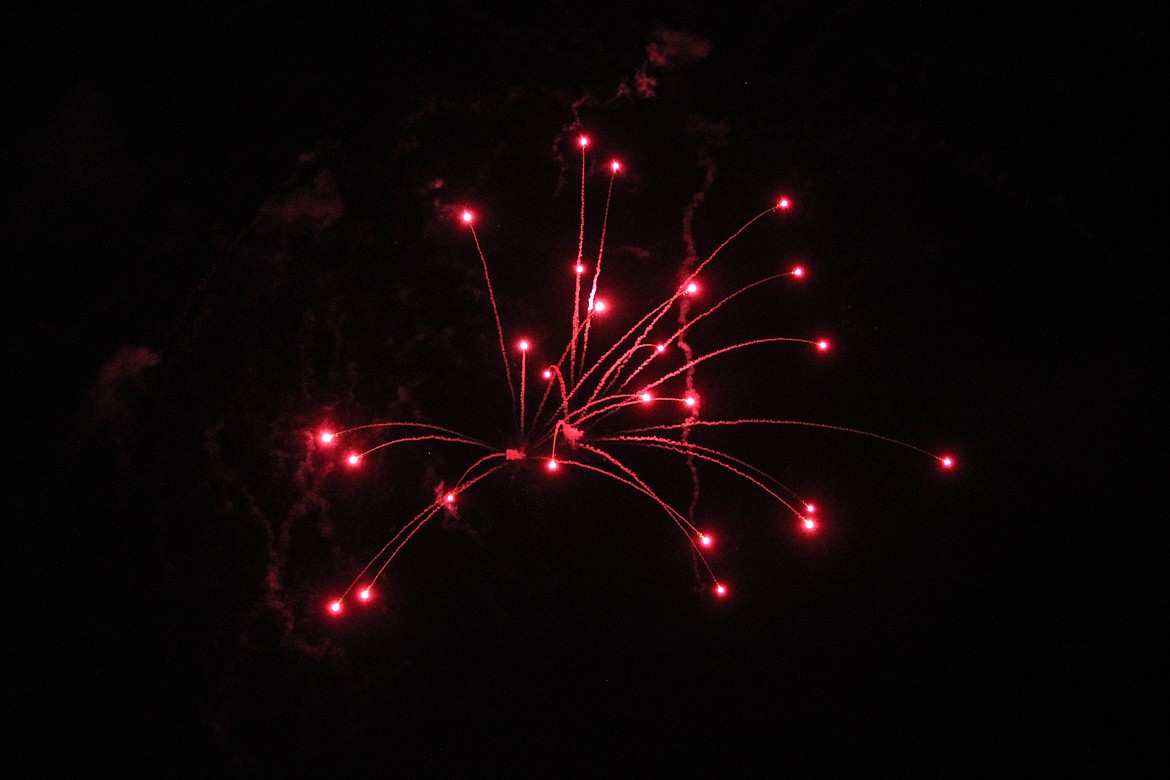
[684, 395, 698, 408]
[801, 517, 817, 533]
[699, 533, 713, 548]
[359, 588, 371, 601]
[805, 503, 816, 514]
[346, 453, 361, 467]
[714, 583, 728, 597]
[791, 265, 805, 278]
[461, 209, 474, 225]
[777, 197, 792, 211]
[592, 300, 607, 313]
[656, 343, 666, 353]
[640, 392, 652, 403]
[543, 369, 553, 380]
[319, 431, 335, 445]
[575, 263, 585, 275]
[578, 135, 589, 148]
[546, 458, 559, 472]
[684, 282, 699, 295]
[611, 160, 621, 173]
[445, 493, 455, 503]
[940, 455, 956, 469]
[518, 339, 529, 352]
[329, 599, 343, 614]
[816, 339, 830, 352]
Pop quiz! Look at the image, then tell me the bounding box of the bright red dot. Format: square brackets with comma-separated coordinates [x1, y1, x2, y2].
[802, 517, 817, 532]
[578, 135, 589, 148]
[640, 392, 652, 403]
[805, 503, 817, 514]
[461, 209, 474, 224]
[714, 583, 728, 597]
[611, 160, 621, 172]
[319, 431, 335, 444]
[546, 458, 559, 471]
[543, 369, 553, 380]
[940, 455, 956, 469]
[816, 339, 830, 352]
[329, 599, 342, 614]
[445, 493, 455, 503]
[347, 453, 361, 467]
[655, 343, 666, 353]
[685, 282, 699, 295]
[359, 588, 371, 601]
[575, 263, 585, 275]
[699, 533, 713, 548]
[592, 300, 607, 313]
[777, 196, 792, 211]
[791, 265, 805, 278]
[518, 339, 529, 352]
[684, 395, 698, 408]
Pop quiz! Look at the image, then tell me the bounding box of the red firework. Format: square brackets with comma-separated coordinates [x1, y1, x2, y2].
[318, 135, 956, 616]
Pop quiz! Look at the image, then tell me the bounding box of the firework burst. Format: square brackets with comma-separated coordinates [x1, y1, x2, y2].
[316, 134, 955, 617]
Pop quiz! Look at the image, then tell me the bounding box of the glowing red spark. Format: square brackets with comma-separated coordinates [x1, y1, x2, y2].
[684, 395, 698, 408]
[346, 453, 361, 467]
[791, 265, 805, 278]
[699, 533, 713, 548]
[610, 159, 621, 172]
[359, 588, 371, 601]
[816, 339, 830, 352]
[518, 339, 530, 352]
[575, 263, 585, 275]
[801, 517, 817, 532]
[592, 300, 607, 313]
[329, 599, 342, 614]
[714, 583, 728, 597]
[656, 343, 666, 353]
[640, 392, 653, 403]
[777, 197, 791, 210]
[546, 458, 559, 472]
[543, 368, 553, 380]
[805, 503, 816, 514]
[578, 135, 589, 148]
[940, 455, 955, 469]
[319, 431, 335, 444]
[461, 209, 474, 224]
[445, 493, 455, 503]
[685, 282, 699, 295]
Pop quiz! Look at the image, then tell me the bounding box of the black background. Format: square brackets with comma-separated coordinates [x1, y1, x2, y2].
[6, 3, 1162, 774]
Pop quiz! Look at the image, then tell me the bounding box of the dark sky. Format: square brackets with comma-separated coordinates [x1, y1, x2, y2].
[6, 3, 1162, 774]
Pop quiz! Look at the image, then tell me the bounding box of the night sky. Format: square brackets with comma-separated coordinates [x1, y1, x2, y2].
[6, 3, 1162, 774]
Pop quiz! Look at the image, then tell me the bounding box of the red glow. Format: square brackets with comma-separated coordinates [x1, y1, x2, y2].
[445, 493, 455, 503]
[791, 265, 805, 278]
[805, 503, 816, 514]
[777, 197, 791, 210]
[801, 517, 817, 532]
[611, 160, 621, 173]
[685, 282, 699, 295]
[329, 599, 342, 614]
[461, 209, 474, 224]
[656, 343, 666, 353]
[684, 395, 698, 408]
[940, 455, 956, 469]
[359, 588, 371, 601]
[319, 431, 335, 445]
[640, 392, 653, 403]
[543, 369, 553, 380]
[714, 583, 728, 597]
[578, 135, 589, 148]
[816, 339, 830, 352]
[518, 339, 529, 352]
[546, 458, 559, 471]
[347, 453, 361, 467]
[575, 263, 585, 275]
[592, 300, 607, 313]
[699, 533, 713, 548]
